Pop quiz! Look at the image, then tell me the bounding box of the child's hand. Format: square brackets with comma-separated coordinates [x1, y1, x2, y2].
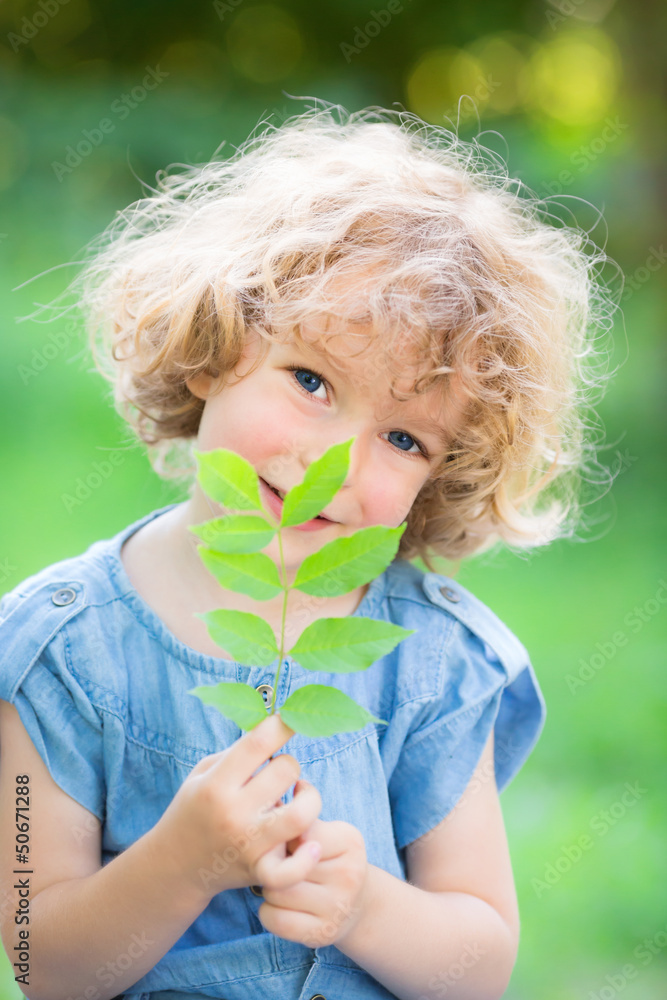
[257, 781, 369, 949]
[150, 715, 323, 901]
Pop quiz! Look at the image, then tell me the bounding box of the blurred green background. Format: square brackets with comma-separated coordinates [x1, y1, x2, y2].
[0, 0, 665, 996]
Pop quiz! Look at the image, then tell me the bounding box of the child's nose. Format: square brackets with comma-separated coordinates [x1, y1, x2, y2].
[298, 429, 370, 489]
[341, 435, 372, 488]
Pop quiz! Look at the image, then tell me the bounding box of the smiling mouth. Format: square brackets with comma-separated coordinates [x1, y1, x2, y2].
[267, 481, 286, 500]
[262, 478, 335, 522]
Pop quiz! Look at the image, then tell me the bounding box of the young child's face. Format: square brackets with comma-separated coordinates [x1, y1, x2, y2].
[187, 318, 465, 572]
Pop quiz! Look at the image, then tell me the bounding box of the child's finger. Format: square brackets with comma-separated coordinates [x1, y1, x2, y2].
[288, 780, 323, 850]
[275, 775, 316, 815]
[254, 838, 321, 891]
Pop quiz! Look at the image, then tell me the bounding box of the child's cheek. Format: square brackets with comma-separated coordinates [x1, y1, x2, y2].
[357, 464, 420, 529]
[209, 381, 288, 461]
[250, 398, 307, 463]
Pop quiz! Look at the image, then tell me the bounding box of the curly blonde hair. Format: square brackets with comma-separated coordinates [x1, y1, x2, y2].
[67, 99, 620, 570]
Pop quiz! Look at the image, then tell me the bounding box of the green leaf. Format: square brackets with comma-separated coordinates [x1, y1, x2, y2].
[195, 609, 280, 667]
[279, 684, 387, 737]
[194, 448, 262, 512]
[188, 515, 276, 553]
[188, 682, 267, 731]
[288, 617, 415, 672]
[281, 438, 354, 527]
[293, 523, 406, 597]
[198, 546, 283, 599]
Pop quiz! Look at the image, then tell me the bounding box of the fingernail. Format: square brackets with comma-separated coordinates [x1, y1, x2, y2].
[307, 841, 321, 859]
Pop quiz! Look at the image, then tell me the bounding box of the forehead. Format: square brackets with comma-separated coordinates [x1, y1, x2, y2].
[287, 316, 430, 389]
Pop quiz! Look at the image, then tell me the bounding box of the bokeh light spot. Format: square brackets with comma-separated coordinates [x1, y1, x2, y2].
[524, 28, 621, 125]
[27, 0, 93, 71]
[406, 47, 487, 125]
[545, 0, 618, 23]
[466, 33, 531, 115]
[161, 40, 229, 91]
[225, 5, 303, 84]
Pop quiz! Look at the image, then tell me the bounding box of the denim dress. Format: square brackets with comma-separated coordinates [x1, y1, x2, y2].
[0, 503, 546, 1000]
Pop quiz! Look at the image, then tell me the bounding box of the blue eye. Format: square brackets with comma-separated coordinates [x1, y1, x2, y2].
[386, 430, 422, 454]
[287, 365, 327, 399]
[287, 365, 429, 458]
[293, 367, 326, 396]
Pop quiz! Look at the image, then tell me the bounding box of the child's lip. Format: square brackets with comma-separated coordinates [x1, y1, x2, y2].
[260, 477, 337, 522]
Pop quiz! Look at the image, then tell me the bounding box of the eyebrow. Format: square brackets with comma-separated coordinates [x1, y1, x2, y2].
[404, 416, 451, 449]
[286, 339, 451, 451]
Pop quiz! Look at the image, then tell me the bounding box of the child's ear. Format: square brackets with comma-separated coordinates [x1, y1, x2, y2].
[186, 371, 219, 400]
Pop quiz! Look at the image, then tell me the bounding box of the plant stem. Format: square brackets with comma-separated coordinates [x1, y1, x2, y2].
[268, 519, 291, 717]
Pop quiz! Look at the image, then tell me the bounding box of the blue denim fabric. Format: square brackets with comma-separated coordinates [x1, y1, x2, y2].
[0, 503, 546, 999]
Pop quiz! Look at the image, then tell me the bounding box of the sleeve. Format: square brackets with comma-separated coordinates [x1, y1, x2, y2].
[388, 617, 547, 851]
[0, 583, 106, 820]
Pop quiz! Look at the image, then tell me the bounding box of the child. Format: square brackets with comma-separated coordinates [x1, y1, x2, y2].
[0, 101, 616, 1000]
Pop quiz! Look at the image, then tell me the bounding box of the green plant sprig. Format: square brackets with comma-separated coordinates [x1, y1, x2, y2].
[187, 437, 416, 739]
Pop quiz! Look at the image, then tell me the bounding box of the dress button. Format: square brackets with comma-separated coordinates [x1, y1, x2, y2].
[249, 884, 263, 896]
[440, 585, 461, 603]
[52, 587, 77, 606]
[309, 995, 327, 999]
[255, 683, 274, 708]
